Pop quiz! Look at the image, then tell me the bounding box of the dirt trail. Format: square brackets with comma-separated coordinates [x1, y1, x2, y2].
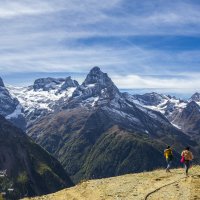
[147, 174, 200, 200]
[22, 166, 200, 200]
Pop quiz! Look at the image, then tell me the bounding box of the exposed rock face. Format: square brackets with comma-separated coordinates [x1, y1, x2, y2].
[60, 77, 79, 91]
[0, 115, 73, 199]
[33, 77, 79, 92]
[0, 85, 19, 116]
[124, 91, 200, 136]
[133, 92, 200, 140]
[190, 92, 200, 102]
[0, 77, 26, 130]
[170, 101, 200, 139]
[0, 77, 5, 87]
[184, 101, 200, 114]
[130, 92, 188, 117]
[72, 66, 120, 101]
[27, 67, 198, 184]
[132, 92, 168, 106]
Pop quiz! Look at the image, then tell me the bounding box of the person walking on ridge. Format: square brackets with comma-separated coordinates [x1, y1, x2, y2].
[164, 146, 173, 172]
[181, 146, 193, 176]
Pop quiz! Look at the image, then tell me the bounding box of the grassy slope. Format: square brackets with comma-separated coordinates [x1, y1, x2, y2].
[22, 166, 200, 200]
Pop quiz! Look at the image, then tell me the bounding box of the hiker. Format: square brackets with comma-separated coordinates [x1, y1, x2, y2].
[164, 146, 173, 172]
[181, 146, 193, 176]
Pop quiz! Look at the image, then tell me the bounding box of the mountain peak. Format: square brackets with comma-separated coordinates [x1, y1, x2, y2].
[187, 100, 199, 109]
[83, 66, 109, 86]
[72, 67, 120, 100]
[132, 92, 168, 106]
[0, 77, 5, 87]
[184, 101, 200, 114]
[190, 92, 200, 102]
[61, 76, 79, 90]
[33, 76, 78, 91]
[91, 66, 101, 72]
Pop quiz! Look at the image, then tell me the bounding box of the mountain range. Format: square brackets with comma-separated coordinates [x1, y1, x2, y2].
[0, 67, 200, 186]
[131, 92, 200, 140]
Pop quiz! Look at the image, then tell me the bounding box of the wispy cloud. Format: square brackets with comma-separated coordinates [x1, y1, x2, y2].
[0, 0, 199, 90]
[111, 73, 200, 89]
[0, 1, 65, 18]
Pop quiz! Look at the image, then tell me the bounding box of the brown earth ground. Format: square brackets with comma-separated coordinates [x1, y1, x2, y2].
[22, 166, 200, 200]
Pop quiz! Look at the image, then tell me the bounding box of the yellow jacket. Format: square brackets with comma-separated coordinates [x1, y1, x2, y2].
[164, 148, 172, 159]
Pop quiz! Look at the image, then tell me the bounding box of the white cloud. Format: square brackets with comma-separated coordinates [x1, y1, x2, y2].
[0, 1, 65, 18]
[111, 73, 200, 90]
[0, 40, 199, 77]
[0, 0, 199, 88]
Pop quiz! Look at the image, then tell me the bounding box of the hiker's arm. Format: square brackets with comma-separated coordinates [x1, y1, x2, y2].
[191, 152, 194, 160]
[181, 151, 184, 156]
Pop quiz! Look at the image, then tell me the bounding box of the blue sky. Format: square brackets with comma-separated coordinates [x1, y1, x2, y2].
[0, 0, 200, 92]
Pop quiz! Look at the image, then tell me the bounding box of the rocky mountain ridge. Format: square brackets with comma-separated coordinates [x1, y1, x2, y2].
[0, 78, 26, 130]
[1, 67, 200, 185]
[131, 92, 200, 137]
[7, 76, 78, 128]
[4, 70, 200, 135]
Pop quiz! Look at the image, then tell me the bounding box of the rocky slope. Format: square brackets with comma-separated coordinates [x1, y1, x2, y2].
[170, 101, 200, 140]
[0, 115, 73, 199]
[190, 92, 200, 102]
[26, 67, 198, 183]
[131, 92, 200, 134]
[0, 77, 26, 129]
[130, 92, 187, 117]
[22, 166, 200, 200]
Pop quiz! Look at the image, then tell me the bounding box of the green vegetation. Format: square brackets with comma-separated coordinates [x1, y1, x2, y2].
[0, 115, 73, 199]
[37, 163, 52, 175]
[17, 172, 28, 184]
[0, 173, 18, 200]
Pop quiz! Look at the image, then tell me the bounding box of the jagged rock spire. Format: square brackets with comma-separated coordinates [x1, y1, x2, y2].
[83, 66, 110, 85]
[61, 76, 79, 90]
[0, 77, 5, 87]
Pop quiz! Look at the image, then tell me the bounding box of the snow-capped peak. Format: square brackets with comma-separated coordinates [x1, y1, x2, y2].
[127, 92, 187, 116]
[33, 76, 78, 92]
[131, 92, 170, 106]
[8, 76, 79, 128]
